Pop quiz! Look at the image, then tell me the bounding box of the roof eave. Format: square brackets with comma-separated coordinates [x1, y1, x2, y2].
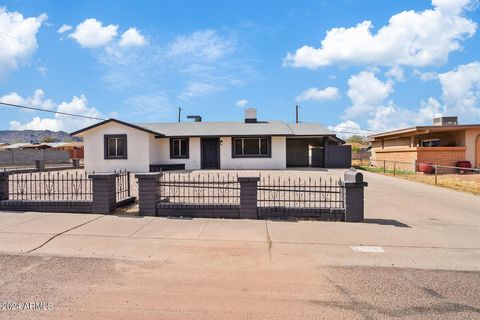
[70, 118, 164, 137]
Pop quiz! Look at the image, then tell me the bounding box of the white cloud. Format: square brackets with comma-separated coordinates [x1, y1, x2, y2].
[119, 27, 146, 47]
[168, 30, 234, 60]
[236, 99, 248, 107]
[367, 98, 442, 131]
[0, 89, 54, 110]
[284, 0, 476, 68]
[385, 66, 405, 81]
[413, 70, 438, 81]
[0, 8, 47, 77]
[178, 82, 223, 100]
[328, 120, 367, 138]
[9, 94, 103, 132]
[296, 86, 340, 102]
[57, 24, 72, 34]
[438, 61, 480, 119]
[69, 18, 118, 48]
[344, 71, 393, 118]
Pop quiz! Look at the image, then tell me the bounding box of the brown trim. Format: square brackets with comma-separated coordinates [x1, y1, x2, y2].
[104, 134, 128, 159]
[169, 138, 189, 159]
[71, 118, 164, 137]
[231, 136, 272, 158]
[369, 125, 480, 140]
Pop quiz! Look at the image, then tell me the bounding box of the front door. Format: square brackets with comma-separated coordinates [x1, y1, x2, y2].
[201, 138, 220, 169]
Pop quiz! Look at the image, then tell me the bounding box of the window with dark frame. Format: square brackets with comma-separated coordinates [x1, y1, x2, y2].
[170, 138, 189, 158]
[421, 139, 441, 147]
[104, 135, 127, 159]
[232, 137, 271, 157]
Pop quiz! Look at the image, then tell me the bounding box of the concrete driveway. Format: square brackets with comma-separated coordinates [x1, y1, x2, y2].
[0, 170, 479, 319]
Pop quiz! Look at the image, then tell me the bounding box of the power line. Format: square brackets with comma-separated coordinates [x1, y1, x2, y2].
[0, 101, 106, 121]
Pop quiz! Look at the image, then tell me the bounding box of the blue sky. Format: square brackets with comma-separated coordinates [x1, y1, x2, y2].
[0, 0, 479, 136]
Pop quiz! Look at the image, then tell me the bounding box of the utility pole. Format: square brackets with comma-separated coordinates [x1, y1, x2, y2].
[296, 105, 299, 124]
[178, 107, 183, 123]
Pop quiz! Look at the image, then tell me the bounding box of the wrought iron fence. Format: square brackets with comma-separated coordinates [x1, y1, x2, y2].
[115, 170, 131, 202]
[366, 159, 480, 195]
[257, 176, 344, 216]
[7, 170, 92, 201]
[157, 172, 240, 210]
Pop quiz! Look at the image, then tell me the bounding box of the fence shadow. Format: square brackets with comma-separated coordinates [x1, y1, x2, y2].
[363, 218, 411, 228]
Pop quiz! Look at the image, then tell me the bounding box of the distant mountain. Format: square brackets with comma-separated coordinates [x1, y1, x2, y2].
[0, 130, 82, 144]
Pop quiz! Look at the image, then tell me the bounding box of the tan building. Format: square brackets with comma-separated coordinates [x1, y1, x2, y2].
[369, 117, 480, 169]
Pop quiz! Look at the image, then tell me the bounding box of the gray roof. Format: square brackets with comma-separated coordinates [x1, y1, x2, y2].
[136, 121, 334, 137]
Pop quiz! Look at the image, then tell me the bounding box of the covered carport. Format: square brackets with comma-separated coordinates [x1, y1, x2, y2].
[286, 136, 351, 168]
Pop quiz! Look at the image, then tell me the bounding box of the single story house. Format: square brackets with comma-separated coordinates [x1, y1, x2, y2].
[46, 141, 84, 159]
[369, 116, 480, 168]
[71, 109, 351, 172]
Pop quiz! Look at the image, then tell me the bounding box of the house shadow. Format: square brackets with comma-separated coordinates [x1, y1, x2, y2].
[362, 218, 411, 228]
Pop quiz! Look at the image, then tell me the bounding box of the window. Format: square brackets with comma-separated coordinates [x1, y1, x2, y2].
[104, 135, 127, 159]
[421, 139, 440, 147]
[232, 137, 271, 157]
[170, 138, 189, 158]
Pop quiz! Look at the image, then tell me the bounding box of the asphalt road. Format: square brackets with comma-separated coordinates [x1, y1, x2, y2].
[0, 169, 479, 319]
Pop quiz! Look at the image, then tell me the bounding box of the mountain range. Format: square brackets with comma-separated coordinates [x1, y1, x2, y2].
[0, 130, 81, 144]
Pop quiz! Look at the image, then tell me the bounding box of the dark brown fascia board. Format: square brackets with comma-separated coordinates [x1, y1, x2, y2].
[369, 124, 480, 140]
[71, 118, 164, 137]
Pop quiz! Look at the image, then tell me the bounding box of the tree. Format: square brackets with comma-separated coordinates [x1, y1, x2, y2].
[40, 136, 57, 143]
[346, 135, 366, 145]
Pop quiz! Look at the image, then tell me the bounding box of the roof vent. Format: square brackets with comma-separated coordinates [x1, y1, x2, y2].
[245, 108, 257, 123]
[433, 116, 458, 126]
[187, 115, 202, 122]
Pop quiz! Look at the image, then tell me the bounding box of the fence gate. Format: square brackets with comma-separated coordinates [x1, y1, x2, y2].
[257, 176, 345, 220]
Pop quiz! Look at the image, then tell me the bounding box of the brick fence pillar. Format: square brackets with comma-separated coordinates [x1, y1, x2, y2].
[238, 177, 260, 219]
[341, 169, 368, 222]
[0, 171, 9, 201]
[135, 173, 162, 216]
[35, 160, 45, 172]
[89, 173, 118, 214]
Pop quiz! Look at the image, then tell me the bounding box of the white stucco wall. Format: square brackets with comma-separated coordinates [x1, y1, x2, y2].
[82, 122, 152, 173]
[465, 129, 480, 166]
[219, 136, 286, 169]
[149, 137, 201, 170]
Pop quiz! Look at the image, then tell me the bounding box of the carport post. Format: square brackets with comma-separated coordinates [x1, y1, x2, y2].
[135, 172, 162, 216]
[341, 169, 368, 222]
[0, 171, 9, 201]
[35, 160, 45, 172]
[238, 177, 260, 219]
[89, 173, 119, 214]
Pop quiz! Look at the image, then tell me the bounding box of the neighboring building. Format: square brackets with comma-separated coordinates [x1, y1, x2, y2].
[369, 117, 480, 168]
[0, 142, 51, 150]
[46, 142, 84, 159]
[71, 109, 351, 172]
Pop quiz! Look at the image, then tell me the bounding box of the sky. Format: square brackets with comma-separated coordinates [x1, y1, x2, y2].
[0, 0, 480, 136]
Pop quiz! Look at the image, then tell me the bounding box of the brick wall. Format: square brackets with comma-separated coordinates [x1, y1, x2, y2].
[417, 147, 466, 166]
[372, 146, 466, 168]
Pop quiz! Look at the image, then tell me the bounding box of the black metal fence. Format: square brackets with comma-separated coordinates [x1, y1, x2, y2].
[7, 171, 93, 201]
[257, 176, 344, 218]
[115, 170, 131, 202]
[157, 173, 240, 213]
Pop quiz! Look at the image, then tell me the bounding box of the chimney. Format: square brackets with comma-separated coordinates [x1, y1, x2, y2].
[244, 108, 257, 123]
[187, 115, 202, 122]
[433, 116, 458, 126]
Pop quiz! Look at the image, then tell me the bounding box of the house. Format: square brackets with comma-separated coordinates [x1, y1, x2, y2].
[369, 116, 480, 168]
[71, 109, 351, 172]
[45, 142, 84, 159]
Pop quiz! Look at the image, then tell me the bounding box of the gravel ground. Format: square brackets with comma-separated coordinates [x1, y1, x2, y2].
[0, 254, 479, 319]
